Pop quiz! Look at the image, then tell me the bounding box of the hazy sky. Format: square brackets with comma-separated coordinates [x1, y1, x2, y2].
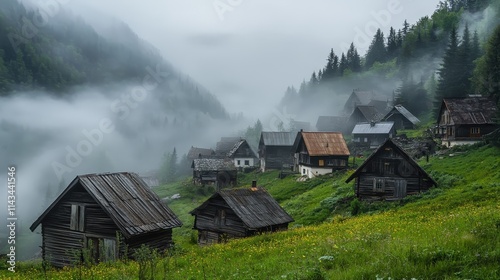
[68, 0, 441, 114]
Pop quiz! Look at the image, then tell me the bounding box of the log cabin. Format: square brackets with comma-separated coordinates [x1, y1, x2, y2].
[435, 96, 499, 147]
[190, 185, 294, 245]
[191, 158, 237, 187]
[345, 138, 436, 200]
[292, 131, 350, 178]
[30, 172, 182, 267]
[258, 132, 295, 172]
[351, 121, 396, 149]
[227, 139, 258, 168]
[383, 104, 420, 130]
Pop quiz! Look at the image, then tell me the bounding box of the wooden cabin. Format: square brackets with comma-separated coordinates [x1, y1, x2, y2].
[191, 158, 237, 187]
[292, 131, 350, 178]
[383, 104, 420, 130]
[258, 132, 295, 172]
[345, 139, 436, 200]
[187, 146, 215, 162]
[29, 172, 182, 268]
[190, 186, 294, 245]
[435, 96, 498, 147]
[352, 121, 396, 149]
[215, 137, 241, 156]
[227, 139, 258, 168]
[347, 105, 384, 133]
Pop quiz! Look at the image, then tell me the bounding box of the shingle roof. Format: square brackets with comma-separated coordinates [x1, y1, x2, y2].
[294, 132, 350, 156]
[227, 139, 256, 158]
[191, 158, 237, 171]
[191, 187, 294, 229]
[352, 121, 395, 134]
[384, 105, 420, 125]
[216, 137, 241, 154]
[260, 132, 295, 146]
[440, 97, 497, 125]
[30, 172, 182, 238]
[187, 146, 215, 159]
[355, 105, 383, 122]
[345, 138, 437, 186]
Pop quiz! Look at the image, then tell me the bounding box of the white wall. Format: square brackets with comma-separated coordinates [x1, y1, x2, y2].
[234, 158, 255, 167]
[299, 165, 332, 179]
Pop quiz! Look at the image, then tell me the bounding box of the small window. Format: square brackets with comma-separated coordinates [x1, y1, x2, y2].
[373, 178, 385, 192]
[302, 168, 306, 175]
[244, 160, 250, 166]
[364, 138, 368, 142]
[70, 204, 85, 231]
[237, 160, 241, 165]
[318, 159, 324, 167]
[471, 127, 480, 134]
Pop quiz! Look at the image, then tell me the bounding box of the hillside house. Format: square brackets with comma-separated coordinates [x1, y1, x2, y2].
[292, 131, 350, 178]
[352, 121, 396, 149]
[227, 139, 258, 168]
[190, 185, 294, 245]
[30, 172, 182, 267]
[383, 104, 420, 130]
[191, 158, 237, 187]
[215, 137, 241, 156]
[315, 116, 348, 133]
[258, 132, 295, 172]
[345, 139, 437, 200]
[436, 97, 499, 147]
[347, 105, 384, 132]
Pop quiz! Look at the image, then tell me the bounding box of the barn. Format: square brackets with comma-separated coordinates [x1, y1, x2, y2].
[345, 139, 436, 200]
[190, 185, 294, 245]
[30, 172, 182, 267]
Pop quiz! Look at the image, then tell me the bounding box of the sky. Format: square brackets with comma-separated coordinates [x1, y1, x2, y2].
[70, 0, 442, 115]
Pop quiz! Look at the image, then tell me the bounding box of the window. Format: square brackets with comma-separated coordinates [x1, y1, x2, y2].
[244, 160, 250, 166]
[373, 178, 385, 192]
[70, 204, 85, 231]
[237, 160, 241, 165]
[318, 159, 324, 167]
[302, 168, 306, 175]
[364, 138, 368, 142]
[215, 209, 226, 226]
[471, 127, 480, 134]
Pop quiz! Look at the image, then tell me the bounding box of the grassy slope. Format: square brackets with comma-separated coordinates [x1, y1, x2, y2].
[4, 144, 500, 279]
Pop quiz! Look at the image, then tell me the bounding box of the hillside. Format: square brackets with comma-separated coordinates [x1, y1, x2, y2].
[4, 143, 499, 279]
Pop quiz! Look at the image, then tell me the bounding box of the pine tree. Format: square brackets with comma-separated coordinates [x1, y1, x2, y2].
[339, 53, 348, 76]
[346, 43, 362, 72]
[365, 29, 387, 69]
[473, 24, 500, 104]
[395, 78, 429, 116]
[308, 72, 319, 94]
[434, 26, 463, 116]
[458, 23, 473, 94]
[322, 49, 338, 81]
[402, 20, 410, 38]
[387, 27, 398, 58]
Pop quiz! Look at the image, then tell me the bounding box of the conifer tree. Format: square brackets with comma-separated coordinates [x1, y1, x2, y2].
[339, 53, 348, 76]
[365, 29, 387, 69]
[346, 43, 362, 72]
[387, 27, 398, 58]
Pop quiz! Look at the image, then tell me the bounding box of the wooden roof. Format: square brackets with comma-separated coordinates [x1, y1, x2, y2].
[384, 104, 420, 125]
[30, 172, 182, 238]
[191, 158, 237, 171]
[227, 139, 257, 158]
[260, 132, 295, 146]
[293, 131, 350, 156]
[345, 138, 437, 185]
[352, 105, 383, 122]
[187, 146, 215, 159]
[190, 187, 294, 229]
[438, 97, 497, 125]
[215, 137, 241, 154]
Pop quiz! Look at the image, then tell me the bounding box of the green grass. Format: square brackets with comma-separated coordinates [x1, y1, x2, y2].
[4, 144, 500, 279]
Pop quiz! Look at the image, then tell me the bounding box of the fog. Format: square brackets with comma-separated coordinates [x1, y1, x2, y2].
[2, 0, 451, 260]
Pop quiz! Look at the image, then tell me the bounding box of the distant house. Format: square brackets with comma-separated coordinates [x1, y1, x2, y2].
[30, 172, 182, 268]
[343, 89, 390, 115]
[315, 116, 348, 133]
[345, 139, 437, 200]
[190, 185, 294, 245]
[352, 121, 395, 149]
[187, 146, 215, 161]
[292, 131, 350, 178]
[140, 171, 160, 188]
[215, 137, 241, 156]
[258, 132, 295, 171]
[347, 105, 384, 132]
[191, 158, 237, 187]
[383, 104, 420, 130]
[436, 96, 499, 147]
[227, 139, 258, 168]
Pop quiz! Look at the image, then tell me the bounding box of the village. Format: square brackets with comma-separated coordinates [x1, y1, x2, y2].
[28, 89, 500, 269]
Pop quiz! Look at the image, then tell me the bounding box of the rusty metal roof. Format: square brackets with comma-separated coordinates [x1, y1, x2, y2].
[30, 172, 182, 237]
[190, 187, 294, 229]
[294, 131, 350, 156]
[440, 97, 497, 125]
